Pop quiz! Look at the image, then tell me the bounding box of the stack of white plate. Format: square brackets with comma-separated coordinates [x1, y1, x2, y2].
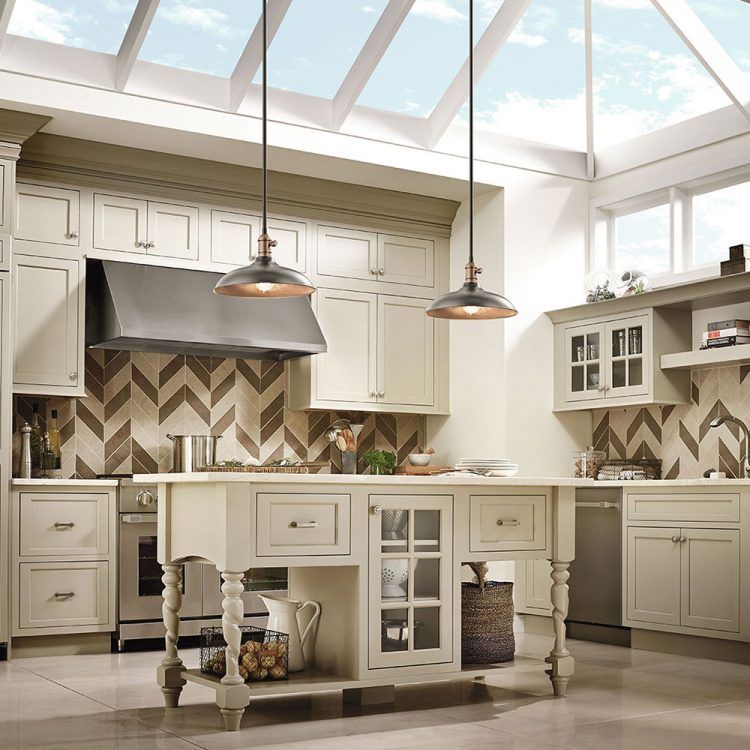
[454, 458, 518, 477]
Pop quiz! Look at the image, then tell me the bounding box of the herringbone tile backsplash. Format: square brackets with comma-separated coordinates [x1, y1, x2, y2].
[14, 351, 424, 479]
[592, 365, 750, 479]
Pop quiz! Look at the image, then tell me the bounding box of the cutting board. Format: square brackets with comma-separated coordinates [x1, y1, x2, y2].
[394, 465, 453, 476]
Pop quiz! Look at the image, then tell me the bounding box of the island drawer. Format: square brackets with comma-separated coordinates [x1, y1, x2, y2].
[18, 561, 110, 630]
[18, 492, 110, 557]
[256, 493, 351, 557]
[469, 494, 547, 552]
[626, 493, 740, 523]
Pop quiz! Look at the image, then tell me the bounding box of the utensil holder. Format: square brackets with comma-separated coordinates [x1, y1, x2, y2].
[341, 451, 357, 475]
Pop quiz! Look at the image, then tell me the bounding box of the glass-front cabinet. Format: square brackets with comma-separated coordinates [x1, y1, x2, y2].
[368, 495, 453, 669]
[563, 313, 650, 406]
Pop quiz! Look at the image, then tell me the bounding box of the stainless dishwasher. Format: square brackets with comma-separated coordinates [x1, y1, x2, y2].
[567, 487, 630, 646]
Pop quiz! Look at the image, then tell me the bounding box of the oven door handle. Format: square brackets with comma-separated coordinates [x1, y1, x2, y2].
[121, 514, 150, 524]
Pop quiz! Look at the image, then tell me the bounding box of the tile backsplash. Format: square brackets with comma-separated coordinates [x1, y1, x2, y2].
[14, 350, 424, 479]
[592, 365, 750, 479]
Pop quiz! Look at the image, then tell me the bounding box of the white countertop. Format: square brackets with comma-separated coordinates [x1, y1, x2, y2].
[133, 472, 588, 486]
[586, 479, 750, 487]
[11, 478, 120, 487]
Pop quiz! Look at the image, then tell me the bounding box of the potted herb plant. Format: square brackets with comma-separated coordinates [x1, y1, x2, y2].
[363, 449, 397, 476]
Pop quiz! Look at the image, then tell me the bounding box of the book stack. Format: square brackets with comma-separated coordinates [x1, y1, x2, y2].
[701, 319, 750, 349]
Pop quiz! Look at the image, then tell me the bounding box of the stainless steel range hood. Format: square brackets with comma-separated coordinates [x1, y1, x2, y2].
[86, 260, 326, 361]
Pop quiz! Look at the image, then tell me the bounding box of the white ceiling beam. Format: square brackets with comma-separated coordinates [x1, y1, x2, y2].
[426, 0, 533, 148]
[331, 0, 415, 131]
[0, 0, 17, 50]
[115, 0, 160, 91]
[229, 0, 293, 113]
[650, 0, 750, 125]
[584, 0, 594, 180]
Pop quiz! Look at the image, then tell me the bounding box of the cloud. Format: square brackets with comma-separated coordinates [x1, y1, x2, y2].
[567, 27, 604, 46]
[593, 0, 651, 8]
[508, 21, 546, 48]
[360, 4, 377, 13]
[161, 4, 232, 37]
[412, 0, 465, 23]
[7, 0, 73, 44]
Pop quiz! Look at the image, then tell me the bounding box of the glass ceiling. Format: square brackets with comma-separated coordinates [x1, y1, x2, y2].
[4, 0, 750, 160]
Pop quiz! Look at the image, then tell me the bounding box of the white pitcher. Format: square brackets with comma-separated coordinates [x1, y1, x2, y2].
[259, 593, 321, 673]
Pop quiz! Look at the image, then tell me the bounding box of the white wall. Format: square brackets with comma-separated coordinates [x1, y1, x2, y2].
[427, 167, 590, 477]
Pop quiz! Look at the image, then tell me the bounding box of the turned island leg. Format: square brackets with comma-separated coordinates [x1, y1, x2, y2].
[218, 571, 250, 731]
[545, 561, 574, 696]
[157, 564, 186, 708]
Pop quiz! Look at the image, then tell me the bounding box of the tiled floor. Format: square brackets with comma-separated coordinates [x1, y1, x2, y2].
[2, 633, 750, 749]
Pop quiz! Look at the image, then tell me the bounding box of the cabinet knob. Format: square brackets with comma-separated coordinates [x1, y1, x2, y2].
[377, 391, 385, 398]
[378, 268, 385, 275]
[66, 231, 79, 240]
[370, 268, 378, 275]
[369, 391, 377, 398]
[370, 505, 382, 516]
[671, 536, 680, 543]
[69, 371, 78, 380]
[146, 241, 155, 249]
[136, 241, 147, 248]
[679, 536, 687, 544]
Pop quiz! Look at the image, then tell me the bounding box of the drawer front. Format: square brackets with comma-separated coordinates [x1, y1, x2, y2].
[19, 561, 110, 629]
[256, 493, 351, 557]
[19, 493, 110, 556]
[470, 495, 547, 552]
[627, 493, 740, 523]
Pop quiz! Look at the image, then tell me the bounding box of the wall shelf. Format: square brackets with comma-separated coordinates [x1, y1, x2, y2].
[661, 346, 750, 372]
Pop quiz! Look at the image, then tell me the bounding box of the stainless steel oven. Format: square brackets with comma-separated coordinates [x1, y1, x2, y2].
[114, 478, 287, 649]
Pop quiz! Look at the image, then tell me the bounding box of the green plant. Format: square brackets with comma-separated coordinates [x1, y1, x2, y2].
[363, 449, 397, 475]
[586, 280, 616, 303]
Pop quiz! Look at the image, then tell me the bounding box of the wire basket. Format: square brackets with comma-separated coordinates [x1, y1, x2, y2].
[200, 625, 289, 682]
[596, 458, 661, 481]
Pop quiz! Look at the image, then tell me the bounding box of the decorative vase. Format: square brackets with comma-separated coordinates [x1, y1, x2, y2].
[259, 594, 321, 672]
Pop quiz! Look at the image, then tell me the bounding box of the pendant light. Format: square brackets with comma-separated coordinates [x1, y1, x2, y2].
[426, 0, 516, 320]
[214, 0, 315, 299]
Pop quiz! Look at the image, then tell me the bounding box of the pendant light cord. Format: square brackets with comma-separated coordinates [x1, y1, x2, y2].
[468, 0, 474, 268]
[262, 0, 268, 235]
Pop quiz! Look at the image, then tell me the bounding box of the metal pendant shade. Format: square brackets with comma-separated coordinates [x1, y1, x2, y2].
[214, 0, 315, 299]
[426, 0, 516, 321]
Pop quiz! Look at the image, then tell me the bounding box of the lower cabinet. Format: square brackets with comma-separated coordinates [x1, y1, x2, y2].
[368, 494, 453, 668]
[626, 526, 740, 634]
[515, 559, 552, 615]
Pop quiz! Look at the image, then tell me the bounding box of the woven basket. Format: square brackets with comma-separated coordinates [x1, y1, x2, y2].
[461, 580, 515, 664]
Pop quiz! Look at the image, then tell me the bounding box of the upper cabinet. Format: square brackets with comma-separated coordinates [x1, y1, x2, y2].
[12, 250, 85, 397]
[317, 225, 436, 291]
[93, 193, 198, 260]
[554, 308, 691, 411]
[289, 291, 447, 415]
[16, 184, 80, 246]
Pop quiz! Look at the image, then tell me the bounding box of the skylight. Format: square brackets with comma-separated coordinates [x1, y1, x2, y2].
[8, 0, 138, 54]
[257, 0, 388, 99]
[139, 1, 260, 77]
[688, 0, 750, 75]
[592, 0, 732, 149]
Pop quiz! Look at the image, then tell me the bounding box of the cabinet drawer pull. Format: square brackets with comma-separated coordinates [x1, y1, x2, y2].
[497, 519, 520, 527]
[54, 591, 75, 599]
[54, 522, 75, 529]
[289, 521, 318, 529]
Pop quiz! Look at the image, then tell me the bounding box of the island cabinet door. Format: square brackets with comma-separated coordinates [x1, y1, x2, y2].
[368, 494, 453, 669]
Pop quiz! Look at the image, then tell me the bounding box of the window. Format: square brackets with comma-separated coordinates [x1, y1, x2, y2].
[693, 182, 750, 267]
[614, 204, 670, 277]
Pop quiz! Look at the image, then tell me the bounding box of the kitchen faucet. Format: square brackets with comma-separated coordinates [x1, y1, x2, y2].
[710, 415, 750, 478]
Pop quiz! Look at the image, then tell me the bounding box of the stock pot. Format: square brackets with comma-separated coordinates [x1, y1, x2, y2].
[166, 434, 221, 472]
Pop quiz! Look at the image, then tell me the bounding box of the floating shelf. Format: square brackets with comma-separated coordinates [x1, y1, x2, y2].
[661, 346, 750, 372]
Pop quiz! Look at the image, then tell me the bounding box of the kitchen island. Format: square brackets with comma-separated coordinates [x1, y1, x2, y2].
[136, 473, 582, 731]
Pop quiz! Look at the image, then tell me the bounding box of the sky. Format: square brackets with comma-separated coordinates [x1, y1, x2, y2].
[7, 0, 748, 151]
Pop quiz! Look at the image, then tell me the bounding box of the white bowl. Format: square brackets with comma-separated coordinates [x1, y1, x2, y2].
[408, 453, 433, 466]
[486, 468, 519, 477]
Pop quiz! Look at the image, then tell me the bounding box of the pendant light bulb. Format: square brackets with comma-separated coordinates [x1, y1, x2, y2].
[426, 0, 517, 321]
[213, 0, 316, 300]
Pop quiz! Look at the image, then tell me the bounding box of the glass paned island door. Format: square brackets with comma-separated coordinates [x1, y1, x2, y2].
[606, 314, 649, 398]
[368, 495, 453, 668]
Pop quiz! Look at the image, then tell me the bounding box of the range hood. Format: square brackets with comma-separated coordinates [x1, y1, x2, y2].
[86, 260, 326, 361]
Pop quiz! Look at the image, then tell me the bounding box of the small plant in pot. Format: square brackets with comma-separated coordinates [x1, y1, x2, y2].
[363, 449, 397, 475]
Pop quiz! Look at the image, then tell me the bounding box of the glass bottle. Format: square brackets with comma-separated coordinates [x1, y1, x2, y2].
[48, 409, 61, 470]
[39, 433, 57, 478]
[30, 403, 43, 472]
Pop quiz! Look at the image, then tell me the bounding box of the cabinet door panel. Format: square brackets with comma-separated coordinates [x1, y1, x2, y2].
[378, 235, 434, 287]
[16, 184, 80, 245]
[269, 218, 306, 272]
[681, 529, 739, 633]
[606, 315, 649, 399]
[378, 296, 434, 407]
[315, 289, 377, 404]
[210, 210, 260, 266]
[564, 323, 605, 403]
[626, 527, 680, 626]
[147, 202, 199, 260]
[526, 559, 552, 611]
[317, 225, 377, 281]
[13, 255, 81, 390]
[93, 193, 147, 253]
